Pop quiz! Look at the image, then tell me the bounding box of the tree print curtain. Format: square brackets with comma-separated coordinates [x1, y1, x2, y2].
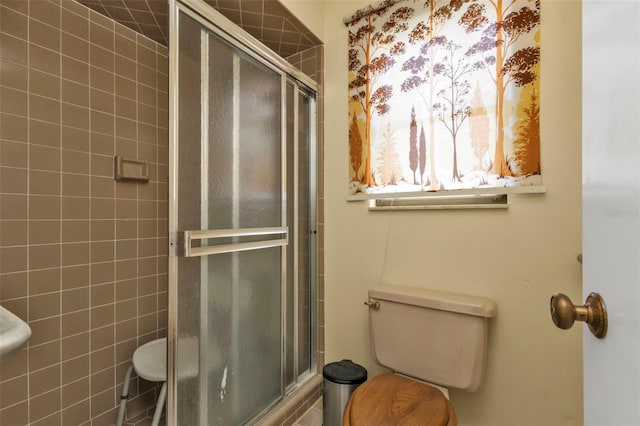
[346, 0, 541, 200]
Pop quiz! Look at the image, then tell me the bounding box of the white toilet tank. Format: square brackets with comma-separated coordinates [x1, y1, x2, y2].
[368, 285, 497, 392]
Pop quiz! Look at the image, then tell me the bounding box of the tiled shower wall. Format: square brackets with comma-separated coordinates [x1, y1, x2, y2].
[0, 0, 168, 424]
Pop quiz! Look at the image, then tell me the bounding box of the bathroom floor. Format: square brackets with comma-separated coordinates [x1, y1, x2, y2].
[123, 399, 322, 426]
[295, 399, 323, 426]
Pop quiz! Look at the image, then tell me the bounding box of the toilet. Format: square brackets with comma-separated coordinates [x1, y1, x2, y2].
[343, 285, 497, 426]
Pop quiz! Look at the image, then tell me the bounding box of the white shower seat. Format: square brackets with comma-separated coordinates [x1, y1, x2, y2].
[117, 338, 167, 426]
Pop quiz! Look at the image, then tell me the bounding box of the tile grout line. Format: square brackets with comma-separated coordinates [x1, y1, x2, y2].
[88, 7, 94, 421]
[25, 0, 32, 423]
[58, 0, 64, 421]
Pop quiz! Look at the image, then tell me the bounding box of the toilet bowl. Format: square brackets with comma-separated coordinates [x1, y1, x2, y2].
[343, 285, 496, 425]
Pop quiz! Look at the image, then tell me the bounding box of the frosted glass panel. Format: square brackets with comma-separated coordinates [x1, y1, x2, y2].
[176, 12, 203, 425]
[237, 54, 282, 228]
[206, 35, 282, 231]
[297, 92, 311, 376]
[175, 12, 283, 425]
[205, 248, 282, 425]
[285, 83, 295, 388]
[206, 34, 235, 230]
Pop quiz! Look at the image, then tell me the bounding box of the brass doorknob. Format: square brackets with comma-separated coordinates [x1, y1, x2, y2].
[550, 292, 607, 339]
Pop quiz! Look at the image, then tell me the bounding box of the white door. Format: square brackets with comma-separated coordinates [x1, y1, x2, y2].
[582, 0, 640, 424]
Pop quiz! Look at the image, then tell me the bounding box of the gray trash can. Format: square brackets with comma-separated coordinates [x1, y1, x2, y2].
[322, 360, 367, 426]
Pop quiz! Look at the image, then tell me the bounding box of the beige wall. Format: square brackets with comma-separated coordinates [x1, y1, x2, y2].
[287, 0, 583, 424]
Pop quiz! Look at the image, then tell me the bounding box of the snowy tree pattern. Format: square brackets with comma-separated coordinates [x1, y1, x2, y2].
[347, 0, 541, 199]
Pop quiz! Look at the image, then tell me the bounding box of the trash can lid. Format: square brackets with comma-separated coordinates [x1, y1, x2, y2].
[323, 359, 367, 385]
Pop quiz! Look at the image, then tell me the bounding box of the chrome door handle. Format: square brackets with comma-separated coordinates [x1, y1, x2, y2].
[550, 292, 607, 339]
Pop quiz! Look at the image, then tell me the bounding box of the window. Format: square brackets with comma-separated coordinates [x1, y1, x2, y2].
[346, 0, 542, 200]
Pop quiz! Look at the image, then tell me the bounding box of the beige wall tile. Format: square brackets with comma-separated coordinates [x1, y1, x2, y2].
[30, 388, 61, 422]
[62, 79, 90, 108]
[62, 220, 90, 243]
[62, 103, 90, 130]
[62, 196, 90, 219]
[62, 56, 89, 87]
[91, 346, 114, 374]
[29, 170, 60, 196]
[1, 167, 27, 193]
[91, 261, 115, 286]
[91, 241, 114, 263]
[0, 401, 28, 426]
[89, 65, 114, 93]
[29, 18, 61, 53]
[90, 44, 114, 73]
[1, 60, 28, 91]
[61, 265, 90, 290]
[115, 180, 138, 200]
[29, 0, 61, 28]
[137, 312, 157, 336]
[91, 304, 115, 329]
[62, 149, 90, 174]
[0, 272, 27, 300]
[90, 389, 115, 420]
[90, 367, 114, 396]
[30, 195, 61, 220]
[91, 325, 114, 352]
[62, 378, 90, 409]
[62, 287, 89, 314]
[62, 32, 89, 65]
[115, 239, 136, 260]
[91, 282, 115, 307]
[29, 243, 61, 270]
[1, 6, 28, 39]
[62, 399, 90, 426]
[115, 318, 137, 343]
[62, 310, 90, 337]
[0, 87, 27, 117]
[0, 113, 28, 142]
[0, 33, 28, 66]
[0, 246, 27, 273]
[29, 268, 61, 295]
[0, 220, 27, 246]
[61, 242, 90, 266]
[90, 20, 115, 51]
[30, 94, 61, 124]
[62, 7, 89, 39]
[115, 299, 136, 323]
[0, 347, 28, 381]
[62, 173, 90, 197]
[29, 316, 61, 346]
[29, 292, 61, 321]
[62, 332, 89, 361]
[92, 176, 116, 198]
[115, 116, 137, 140]
[30, 364, 61, 397]
[62, 354, 89, 385]
[0, 194, 27, 219]
[62, 126, 90, 152]
[30, 144, 61, 172]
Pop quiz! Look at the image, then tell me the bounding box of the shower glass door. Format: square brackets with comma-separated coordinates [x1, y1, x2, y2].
[168, 1, 317, 425]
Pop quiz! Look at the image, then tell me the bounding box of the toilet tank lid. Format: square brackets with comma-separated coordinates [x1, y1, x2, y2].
[369, 285, 497, 318]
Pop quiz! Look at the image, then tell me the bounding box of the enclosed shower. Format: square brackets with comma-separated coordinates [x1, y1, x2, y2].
[168, 1, 318, 424]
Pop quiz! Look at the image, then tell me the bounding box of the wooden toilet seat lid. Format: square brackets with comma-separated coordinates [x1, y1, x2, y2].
[343, 374, 457, 426]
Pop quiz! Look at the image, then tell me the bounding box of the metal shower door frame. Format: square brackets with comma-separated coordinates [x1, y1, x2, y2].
[168, 1, 318, 424]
